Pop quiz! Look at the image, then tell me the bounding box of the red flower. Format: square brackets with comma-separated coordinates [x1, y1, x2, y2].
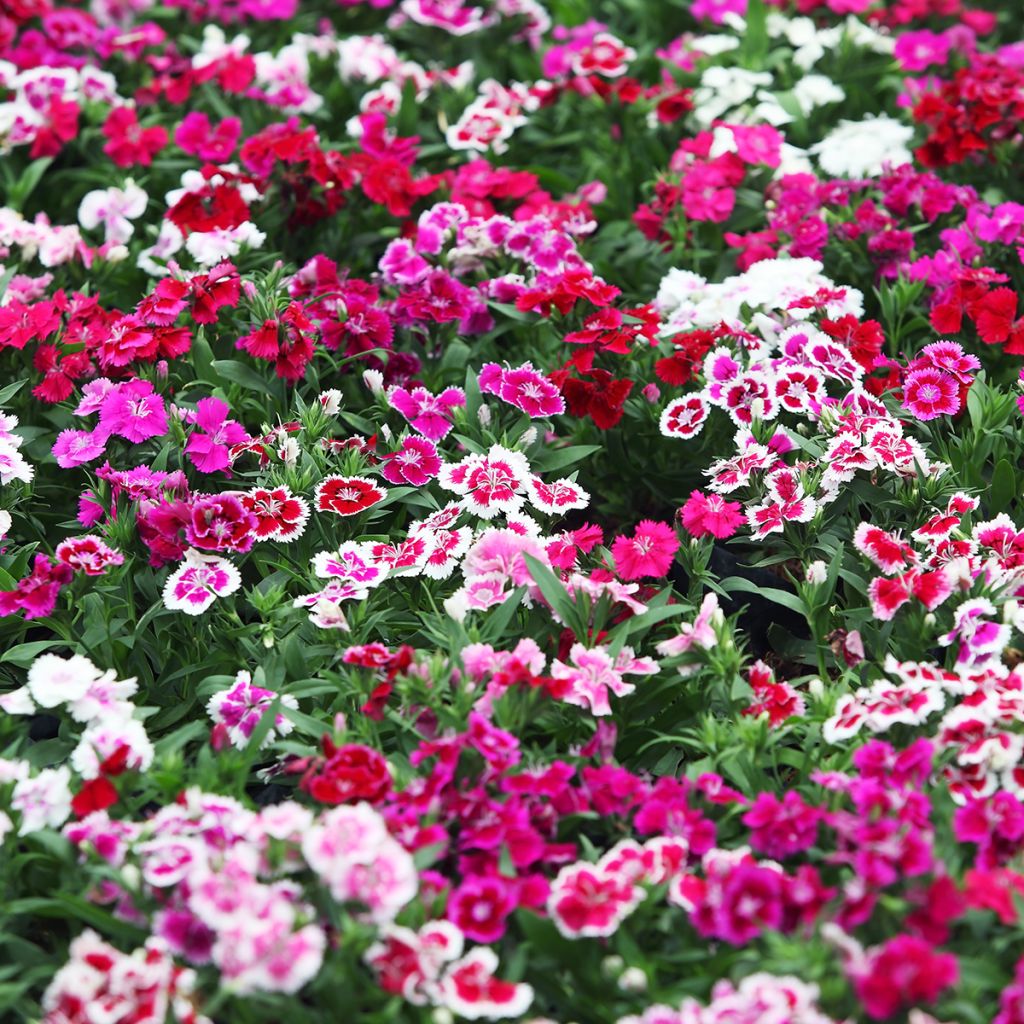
[552, 367, 633, 429]
[71, 776, 118, 818]
[297, 739, 392, 805]
[315, 476, 386, 516]
[101, 107, 168, 167]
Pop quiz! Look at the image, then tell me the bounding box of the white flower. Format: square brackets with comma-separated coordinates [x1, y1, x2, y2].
[12, 766, 72, 835]
[318, 389, 343, 416]
[792, 75, 845, 115]
[0, 509, 10, 539]
[27, 653, 102, 709]
[78, 181, 148, 245]
[810, 115, 914, 178]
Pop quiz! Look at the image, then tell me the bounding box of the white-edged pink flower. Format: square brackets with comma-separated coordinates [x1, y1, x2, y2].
[162, 549, 241, 615]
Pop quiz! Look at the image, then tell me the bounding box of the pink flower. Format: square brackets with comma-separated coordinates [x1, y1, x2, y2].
[389, 385, 466, 440]
[187, 493, 258, 554]
[479, 361, 565, 418]
[185, 397, 250, 474]
[611, 520, 678, 580]
[97, 380, 169, 444]
[679, 490, 744, 539]
[851, 935, 958, 1020]
[447, 875, 517, 943]
[742, 791, 821, 859]
[0, 554, 73, 619]
[657, 592, 720, 657]
[438, 445, 531, 519]
[51, 429, 106, 469]
[174, 111, 242, 162]
[550, 643, 656, 716]
[380, 436, 442, 487]
[903, 366, 960, 420]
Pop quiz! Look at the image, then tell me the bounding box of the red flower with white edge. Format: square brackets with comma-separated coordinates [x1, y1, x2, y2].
[368, 535, 432, 573]
[774, 366, 825, 414]
[438, 445, 531, 519]
[868, 573, 914, 621]
[434, 947, 534, 1021]
[315, 476, 386, 516]
[571, 33, 637, 78]
[659, 394, 709, 439]
[746, 470, 817, 540]
[913, 493, 979, 546]
[547, 862, 642, 938]
[743, 659, 805, 726]
[242, 486, 310, 541]
[415, 527, 472, 580]
[854, 523, 917, 574]
[527, 476, 590, 515]
[55, 535, 124, 576]
[723, 372, 777, 426]
[823, 694, 869, 744]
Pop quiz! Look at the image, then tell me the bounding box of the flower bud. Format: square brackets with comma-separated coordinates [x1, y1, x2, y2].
[808, 677, 825, 700]
[618, 967, 647, 992]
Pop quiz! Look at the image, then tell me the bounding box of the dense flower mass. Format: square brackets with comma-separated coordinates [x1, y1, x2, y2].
[2, 0, 1024, 1022]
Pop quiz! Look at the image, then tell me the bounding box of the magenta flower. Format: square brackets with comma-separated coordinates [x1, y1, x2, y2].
[185, 398, 250, 474]
[679, 490, 744, 539]
[187, 493, 258, 554]
[902, 367, 960, 420]
[389, 385, 465, 441]
[610, 520, 678, 580]
[0, 554, 74, 619]
[51, 429, 106, 469]
[98, 380, 169, 443]
[380, 436, 442, 487]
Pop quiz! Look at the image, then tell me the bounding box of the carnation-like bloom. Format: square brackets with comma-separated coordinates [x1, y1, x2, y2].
[185, 397, 250, 474]
[242, 485, 310, 541]
[380, 436, 442, 487]
[902, 366, 960, 420]
[315, 476, 387, 516]
[55, 535, 124, 576]
[162, 549, 241, 615]
[679, 490, 745, 539]
[206, 670, 298, 749]
[611, 520, 678, 580]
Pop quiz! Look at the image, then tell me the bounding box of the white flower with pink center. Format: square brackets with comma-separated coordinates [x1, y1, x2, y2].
[163, 549, 241, 615]
[12, 766, 72, 835]
[206, 671, 298, 749]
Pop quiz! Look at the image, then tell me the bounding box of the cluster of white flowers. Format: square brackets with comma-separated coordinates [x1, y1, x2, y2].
[655, 257, 864, 336]
[810, 114, 916, 178]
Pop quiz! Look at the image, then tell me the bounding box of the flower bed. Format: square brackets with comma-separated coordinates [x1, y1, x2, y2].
[1, 0, 1024, 1021]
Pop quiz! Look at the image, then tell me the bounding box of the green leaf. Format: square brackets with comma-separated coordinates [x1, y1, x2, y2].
[719, 575, 807, 616]
[990, 458, 1015, 515]
[211, 359, 273, 392]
